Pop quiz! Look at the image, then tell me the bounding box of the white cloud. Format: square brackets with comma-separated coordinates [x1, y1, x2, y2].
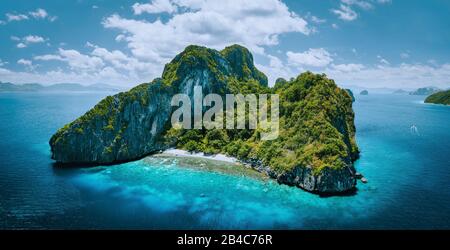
[24, 35, 45, 43]
[6, 13, 29, 22]
[132, 0, 178, 14]
[90, 44, 154, 72]
[12, 35, 47, 48]
[331, 63, 365, 72]
[104, 0, 310, 63]
[32, 44, 159, 85]
[287, 48, 333, 67]
[35, 48, 104, 71]
[29, 8, 48, 19]
[5, 9, 56, 23]
[3, 0, 312, 86]
[256, 54, 295, 85]
[0, 67, 130, 86]
[307, 13, 326, 24]
[377, 55, 390, 65]
[0, 59, 7, 67]
[17, 59, 33, 66]
[341, 0, 373, 10]
[326, 63, 450, 89]
[332, 0, 391, 21]
[400, 52, 410, 59]
[331, 4, 358, 21]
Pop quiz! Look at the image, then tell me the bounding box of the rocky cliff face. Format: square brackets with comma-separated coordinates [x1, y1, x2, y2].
[50, 44, 359, 194]
[50, 80, 173, 164]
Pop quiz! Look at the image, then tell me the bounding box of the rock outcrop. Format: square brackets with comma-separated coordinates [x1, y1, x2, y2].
[50, 44, 359, 194]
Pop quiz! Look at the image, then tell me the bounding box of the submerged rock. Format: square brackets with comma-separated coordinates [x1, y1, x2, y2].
[50, 44, 360, 195]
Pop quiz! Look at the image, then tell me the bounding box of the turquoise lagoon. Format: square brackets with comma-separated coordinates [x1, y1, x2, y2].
[0, 92, 449, 229]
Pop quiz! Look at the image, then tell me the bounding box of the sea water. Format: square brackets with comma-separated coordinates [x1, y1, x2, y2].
[0, 92, 449, 229]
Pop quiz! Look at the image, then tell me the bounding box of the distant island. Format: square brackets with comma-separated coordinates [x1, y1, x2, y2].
[49, 44, 360, 195]
[360, 90, 369, 95]
[409, 87, 441, 96]
[393, 89, 408, 94]
[0, 82, 121, 92]
[425, 90, 450, 105]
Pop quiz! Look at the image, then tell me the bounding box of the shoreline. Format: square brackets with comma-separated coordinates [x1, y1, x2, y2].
[160, 148, 359, 195]
[161, 149, 239, 164]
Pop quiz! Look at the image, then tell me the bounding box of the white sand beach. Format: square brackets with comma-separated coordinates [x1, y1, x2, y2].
[162, 148, 238, 163]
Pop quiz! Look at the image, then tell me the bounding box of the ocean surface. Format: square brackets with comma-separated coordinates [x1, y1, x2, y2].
[0, 91, 449, 229]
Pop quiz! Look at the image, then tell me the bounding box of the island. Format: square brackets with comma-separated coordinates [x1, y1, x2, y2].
[409, 87, 441, 96]
[425, 90, 450, 105]
[49, 44, 360, 195]
[360, 90, 369, 95]
[393, 89, 408, 94]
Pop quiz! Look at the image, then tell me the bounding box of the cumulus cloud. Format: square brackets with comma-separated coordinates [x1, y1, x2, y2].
[32, 44, 159, 85]
[287, 48, 333, 67]
[0, 67, 131, 86]
[4, 8, 56, 23]
[35, 48, 104, 71]
[17, 59, 36, 71]
[256, 54, 296, 85]
[132, 0, 178, 14]
[17, 59, 32, 66]
[2, 0, 312, 86]
[325, 63, 450, 89]
[104, 0, 310, 63]
[29, 8, 48, 19]
[89, 43, 155, 73]
[331, 63, 365, 72]
[12, 35, 47, 48]
[24, 35, 45, 43]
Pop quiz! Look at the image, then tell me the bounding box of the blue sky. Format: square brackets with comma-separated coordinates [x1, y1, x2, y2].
[1, 0, 449, 89]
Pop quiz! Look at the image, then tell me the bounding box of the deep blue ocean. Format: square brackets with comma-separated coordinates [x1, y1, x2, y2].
[0, 91, 449, 229]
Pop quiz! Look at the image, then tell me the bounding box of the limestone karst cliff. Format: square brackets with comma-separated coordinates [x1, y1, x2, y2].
[50, 44, 359, 194]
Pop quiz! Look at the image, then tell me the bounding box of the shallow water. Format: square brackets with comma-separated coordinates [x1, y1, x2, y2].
[0, 92, 449, 229]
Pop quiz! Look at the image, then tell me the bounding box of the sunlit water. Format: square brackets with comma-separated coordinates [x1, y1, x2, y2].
[0, 92, 449, 229]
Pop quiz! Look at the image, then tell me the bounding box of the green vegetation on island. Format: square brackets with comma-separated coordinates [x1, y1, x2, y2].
[425, 90, 450, 105]
[345, 89, 355, 102]
[50, 44, 359, 194]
